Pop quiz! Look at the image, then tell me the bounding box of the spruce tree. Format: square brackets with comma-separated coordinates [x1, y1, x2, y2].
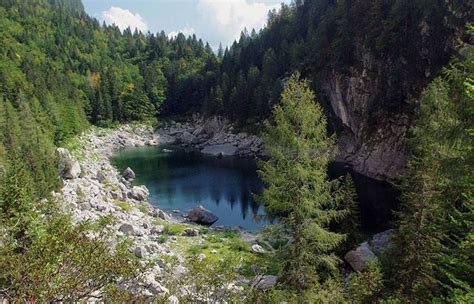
[258, 73, 347, 292]
[393, 25, 474, 301]
[337, 174, 361, 252]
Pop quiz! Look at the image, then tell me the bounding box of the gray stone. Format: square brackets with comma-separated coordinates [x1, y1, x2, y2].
[182, 228, 199, 237]
[197, 253, 206, 261]
[56, 148, 81, 179]
[143, 273, 168, 295]
[187, 205, 218, 225]
[96, 170, 107, 183]
[251, 244, 265, 254]
[168, 295, 179, 304]
[128, 186, 149, 201]
[157, 209, 171, 221]
[369, 229, 395, 256]
[252, 275, 278, 290]
[118, 223, 135, 235]
[176, 131, 195, 144]
[122, 167, 135, 180]
[344, 241, 377, 272]
[151, 225, 165, 235]
[134, 246, 147, 258]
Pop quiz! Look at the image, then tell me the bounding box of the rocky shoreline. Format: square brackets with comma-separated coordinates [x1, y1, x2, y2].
[158, 115, 264, 158]
[55, 124, 179, 298]
[54, 119, 267, 300]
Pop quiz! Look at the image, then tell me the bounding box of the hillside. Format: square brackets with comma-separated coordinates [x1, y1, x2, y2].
[0, 0, 472, 302]
[193, 0, 473, 181]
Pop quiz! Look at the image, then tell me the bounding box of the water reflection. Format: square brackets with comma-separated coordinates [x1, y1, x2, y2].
[112, 146, 268, 231]
[112, 146, 399, 232]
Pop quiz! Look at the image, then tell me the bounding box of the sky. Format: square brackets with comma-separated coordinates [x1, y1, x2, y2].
[82, 0, 291, 50]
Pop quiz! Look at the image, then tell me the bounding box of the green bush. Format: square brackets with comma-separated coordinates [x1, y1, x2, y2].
[346, 260, 384, 303]
[0, 214, 142, 302]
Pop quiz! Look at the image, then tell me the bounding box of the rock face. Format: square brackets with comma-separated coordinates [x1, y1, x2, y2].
[56, 148, 81, 179]
[320, 11, 467, 182]
[187, 205, 218, 225]
[324, 68, 410, 182]
[160, 115, 264, 158]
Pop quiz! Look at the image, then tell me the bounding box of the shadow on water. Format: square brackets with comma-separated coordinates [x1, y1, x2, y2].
[113, 146, 399, 232]
[328, 162, 400, 231]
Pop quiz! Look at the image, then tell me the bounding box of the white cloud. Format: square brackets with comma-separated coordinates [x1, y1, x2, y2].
[168, 26, 196, 38]
[101, 7, 148, 32]
[198, 0, 279, 44]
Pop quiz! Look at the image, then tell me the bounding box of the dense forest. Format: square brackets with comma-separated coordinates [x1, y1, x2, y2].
[0, 0, 472, 302]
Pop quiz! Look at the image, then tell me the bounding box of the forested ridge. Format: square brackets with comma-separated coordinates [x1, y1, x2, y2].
[0, 0, 472, 302]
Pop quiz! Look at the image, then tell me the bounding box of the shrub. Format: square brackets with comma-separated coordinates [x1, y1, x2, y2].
[0, 215, 142, 302]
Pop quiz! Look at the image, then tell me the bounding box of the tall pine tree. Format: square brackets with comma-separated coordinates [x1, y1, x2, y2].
[258, 73, 350, 295]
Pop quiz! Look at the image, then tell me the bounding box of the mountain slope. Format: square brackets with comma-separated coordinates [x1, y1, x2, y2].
[197, 0, 473, 181]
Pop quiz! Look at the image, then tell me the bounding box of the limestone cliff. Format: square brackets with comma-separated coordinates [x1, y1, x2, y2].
[320, 2, 472, 182]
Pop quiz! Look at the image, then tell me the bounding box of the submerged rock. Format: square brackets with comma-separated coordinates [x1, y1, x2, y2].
[187, 205, 218, 225]
[344, 241, 377, 272]
[56, 148, 81, 179]
[201, 143, 238, 157]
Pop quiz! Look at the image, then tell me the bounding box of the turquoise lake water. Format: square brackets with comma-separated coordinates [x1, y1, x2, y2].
[113, 145, 399, 232]
[113, 146, 269, 231]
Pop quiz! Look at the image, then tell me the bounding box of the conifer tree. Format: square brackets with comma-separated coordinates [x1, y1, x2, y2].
[393, 25, 474, 301]
[337, 174, 361, 252]
[258, 73, 348, 292]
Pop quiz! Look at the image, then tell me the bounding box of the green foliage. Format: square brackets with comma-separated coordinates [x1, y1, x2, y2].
[197, 0, 468, 125]
[391, 24, 474, 301]
[138, 205, 149, 214]
[337, 174, 362, 252]
[163, 223, 188, 236]
[115, 200, 133, 213]
[162, 255, 243, 303]
[257, 73, 352, 294]
[347, 260, 384, 303]
[0, 159, 141, 302]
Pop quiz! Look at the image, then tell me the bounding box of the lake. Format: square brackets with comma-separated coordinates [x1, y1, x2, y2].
[113, 146, 268, 231]
[113, 146, 399, 232]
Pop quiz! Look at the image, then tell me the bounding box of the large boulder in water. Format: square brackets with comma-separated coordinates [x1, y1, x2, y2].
[344, 241, 377, 272]
[56, 148, 81, 179]
[187, 205, 218, 225]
